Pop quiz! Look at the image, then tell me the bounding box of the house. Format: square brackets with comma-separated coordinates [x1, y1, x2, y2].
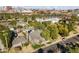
[29, 30, 45, 44]
[11, 27, 28, 48]
[12, 36, 28, 48]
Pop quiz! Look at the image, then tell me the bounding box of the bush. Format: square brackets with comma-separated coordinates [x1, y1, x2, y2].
[32, 44, 44, 49]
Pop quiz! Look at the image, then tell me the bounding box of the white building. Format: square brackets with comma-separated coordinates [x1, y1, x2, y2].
[21, 9, 32, 14]
[36, 17, 60, 23]
[21, 9, 33, 15]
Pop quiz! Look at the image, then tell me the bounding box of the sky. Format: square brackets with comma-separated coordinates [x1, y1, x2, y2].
[22, 6, 79, 10]
[0, 6, 79, 10]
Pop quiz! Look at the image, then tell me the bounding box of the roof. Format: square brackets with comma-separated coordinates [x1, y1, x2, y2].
[12, 36, 27, 47]
[29, 30, 45, 44]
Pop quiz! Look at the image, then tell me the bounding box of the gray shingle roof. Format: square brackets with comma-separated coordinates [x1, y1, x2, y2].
[29, 30, 45, 44]
[12, 36, 27, 47]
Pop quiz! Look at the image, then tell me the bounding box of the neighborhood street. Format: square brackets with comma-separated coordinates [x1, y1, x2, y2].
[34, 33, 79, 53]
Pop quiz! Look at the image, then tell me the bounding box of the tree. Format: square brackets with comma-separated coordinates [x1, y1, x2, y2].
[10, 20, 17, 27]
[57, 24, 69, 37]
[28, 21, 45, 30]
[0, 24, 10, 50]
[36, 22, 45, 30]
[31, 15, 36, 21]
[2, 31, 9, 50]
[23, 16, 28, 22]
[47, 24, 59, 40]
[41, 29, 50, 40]
[71, 15, 78, 21]
[59, 15, 78, 32]
[58, 19, 67, 27]
[3, 13, 12, 20]
[42, 21, 51, 27]
[66, 42, 79, 53]
[0, 24, 7, 31]
[0, 31, 9, 51]
[0, 32, 5, 46]
[67, 21, 76, 32]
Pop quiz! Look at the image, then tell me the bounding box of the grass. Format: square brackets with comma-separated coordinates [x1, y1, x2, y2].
[47, 41, 52, 44]
[22, 43, 29, 47]
[32, 44, 44, 49]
